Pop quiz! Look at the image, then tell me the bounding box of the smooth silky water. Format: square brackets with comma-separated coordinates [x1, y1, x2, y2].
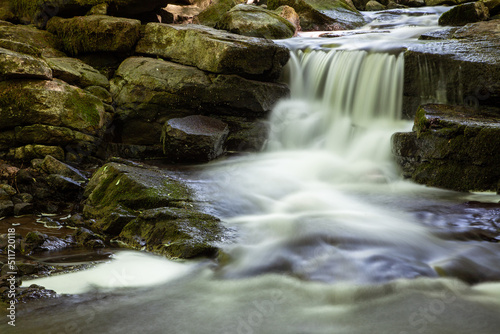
[8, 7, 500, 334]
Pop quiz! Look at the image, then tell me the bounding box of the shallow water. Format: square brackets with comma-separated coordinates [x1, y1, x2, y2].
[5, 6, 500, 334]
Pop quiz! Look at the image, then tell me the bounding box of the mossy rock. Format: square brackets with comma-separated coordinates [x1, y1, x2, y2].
[0, 24, 64, 57]
[117, 207, 228, 259]
[46, 57, 109, 88]
[0, 79, 105, 135]
[0, 47, 52, 80]
[7, 144, 65, 161]
[135, 23, 289, 81]
[110, 56, 289, 147]
[438, 2, 489, 26]
[215, 4, 295, 39]
[83, 162, 192, 234]
[392, 104, 500, 192]
[193, 0, 245, 28]
[267, 0, 364, 30]
[46, 15, 141, 56]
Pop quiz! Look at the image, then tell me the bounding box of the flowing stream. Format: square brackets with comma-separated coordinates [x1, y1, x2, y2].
[8, 7, 500, 334]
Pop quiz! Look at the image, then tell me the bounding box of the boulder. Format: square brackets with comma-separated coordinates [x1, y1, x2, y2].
[46, 15, 141, 56]
[365, 0, 386, 10]
[403, 20, 500, 118]
[193, 0, 245, 27]
[83, 162, 192, 234]
[304, 0, 367, 28]
[215, 4, 295, 39]
[45, 57, 109, 88]
[7, 144, 65, 162]
[0, 24, 65, 58]
[39, 155, 87, 181]
[161, 115, 229, 163]
[0, 79, 105, 135]
[0, 0, 14, 21]
[110, 56, 288, 148]
[439, 2, 489, 26]
[0, 47, 52, 81]
[116, 207, 227, 258]
[267, 0, 365, 31]
[135, 23, 289, 81]
[0, 39, 42, 57]
[481, 0, 500, 16]
[14, 124, 98, 147]
[274, 5, 301, 32]
[392, 104, 500, 192]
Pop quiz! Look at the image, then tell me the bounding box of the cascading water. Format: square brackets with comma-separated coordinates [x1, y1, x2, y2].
[9, 7, 500, 334]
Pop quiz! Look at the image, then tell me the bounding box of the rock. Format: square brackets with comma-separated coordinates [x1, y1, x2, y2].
[13, 202, 33, 216]
[439, 2, 489, 26]
[45, 57, 109, 88]
[215, 4, 295, 39]
[392, 104, 500, 192]
[0, 184, 16, 196]
[274, 5, 301, 32]
[0, 199, 13, 217]
[135, 23, 289, 81]
[425, 0, 456, 5]
[84, 85, 112, 103]
[46, 15, 141, 56]
[165, 4, 203, 24]
[0, 0, 14, 21]
[0, 24, 65, 58]
[267, 0, 365, 31]
[8, 145, 65, 162]
[0, 188, 9, 201]
[116, 207, 227, 258]
[351, 0, 370, 10]
[403, 20, 500, 118]
[15, 124, 98, 148]
[10, 0, 171, 27]
[0, 79, 105, 135]
[110, 56, 289, 148]
[39, 155, 87, 181]
[481, 0, 500, 16]
[365, 0, 386, 10]
[0, 47, 52, 80]
[194, 0, 245, 27]
[161, 115, 229, 163]
[0, 39, 41, 57]
[83, 162, 191, 234]
[304, 0, 368, 28]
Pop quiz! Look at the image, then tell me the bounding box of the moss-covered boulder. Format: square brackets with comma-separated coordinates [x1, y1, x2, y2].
[110, 56, 288, 150]
[0, 47, 52, 80]
[267, 0, 365, 31]
[403, 20, 500, 118]
[392, 104, 500, 192]
[46, 15, 141, 56]
[0, 24, 64, 57]
[82, 162, 229, 259]
[215, 4, 295, 39]
[439, 2, 489, 26]
[365, 0, 385, 10]
[135, 23, 289, 81]
[46, 57, 109, 88]
[116, 207, 227, 258]
[0, 79, 105, 135]
[193, 0, 245, 27]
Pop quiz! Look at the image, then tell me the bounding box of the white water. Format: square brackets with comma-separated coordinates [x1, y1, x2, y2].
[12, 7, 500, 334]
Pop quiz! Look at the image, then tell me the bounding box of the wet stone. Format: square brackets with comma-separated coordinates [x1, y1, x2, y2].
[162, 115, 229, 163]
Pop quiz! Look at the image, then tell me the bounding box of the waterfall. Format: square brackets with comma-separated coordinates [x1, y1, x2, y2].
[266, 49, 408, 179]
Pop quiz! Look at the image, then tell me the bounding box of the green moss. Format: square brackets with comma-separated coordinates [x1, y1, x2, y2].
[65, 89, 101, 127]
